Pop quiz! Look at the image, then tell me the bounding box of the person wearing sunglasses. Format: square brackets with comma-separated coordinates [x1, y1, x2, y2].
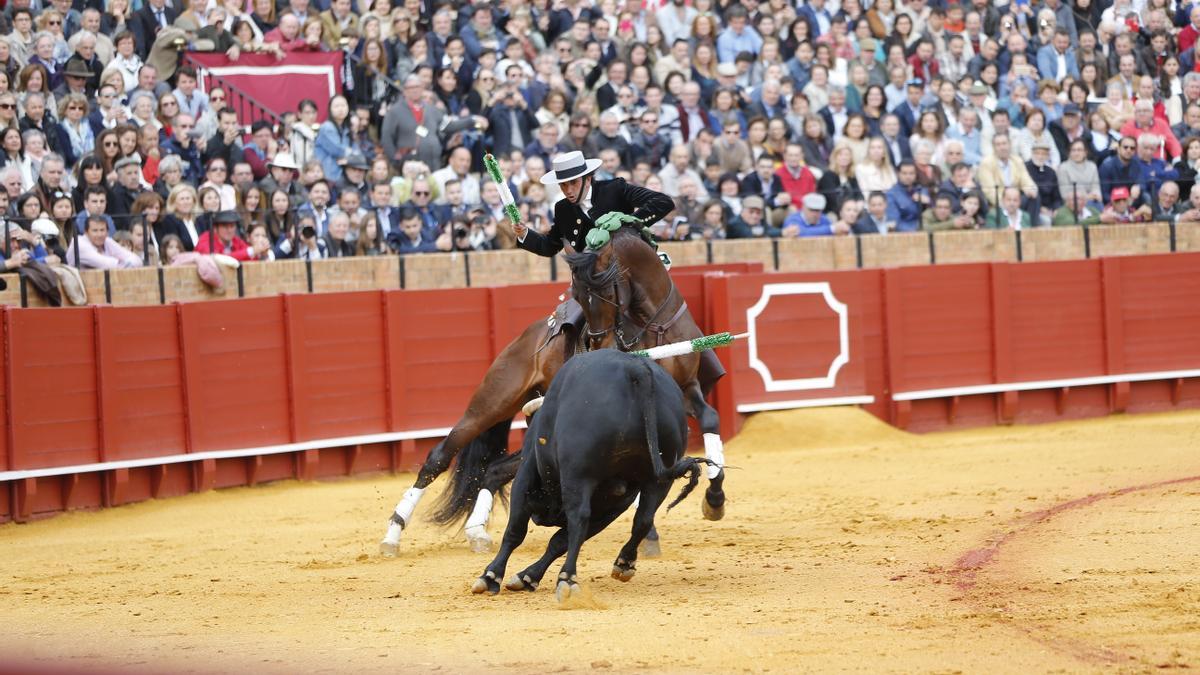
[401, 175, 448, 239]
[1098, 134, 1147, 206]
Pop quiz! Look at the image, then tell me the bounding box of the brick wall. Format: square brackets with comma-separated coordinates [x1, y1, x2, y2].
[859, 232, 931, 267]
[934, 230, 1018, 264]
[1088, 223, 1171, 258]
[1, 222, 1196, 307]
[1178, 222, 1200, 251]
[1022, 227, 1086, 261]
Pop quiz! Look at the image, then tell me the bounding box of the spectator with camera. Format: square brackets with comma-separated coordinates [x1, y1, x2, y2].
[296, 178, 333, 237]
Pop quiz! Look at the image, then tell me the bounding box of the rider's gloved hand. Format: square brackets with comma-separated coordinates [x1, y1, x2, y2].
[594, 211, 641, 232]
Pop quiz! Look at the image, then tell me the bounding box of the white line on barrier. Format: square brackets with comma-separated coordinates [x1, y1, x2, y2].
[0, 419, 529, 482]
[892, 369, 1200, 401]
[736, 395, 875, 413]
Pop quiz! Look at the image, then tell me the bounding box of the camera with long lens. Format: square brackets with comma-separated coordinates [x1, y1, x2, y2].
[454, 227, 469, 238]
[301, 225, 316, 239]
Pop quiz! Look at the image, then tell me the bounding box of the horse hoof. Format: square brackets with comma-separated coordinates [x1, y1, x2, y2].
[379, 540, 400, 558]
[555, 580, 581, 604]
[702, 498, 725, 522]
[505, 574, 538, 592]
[465, 526, 493, 553]
[611, 561, 636, 582]
[639, 538, 661, 559]
[472, 572, 500, 595]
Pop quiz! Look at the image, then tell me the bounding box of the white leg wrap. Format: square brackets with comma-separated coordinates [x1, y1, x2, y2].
[390, 487, 425, 531]
[703, 433, 725, 480]
[383, 521, 404, 546]
[465, 489, 493, 531]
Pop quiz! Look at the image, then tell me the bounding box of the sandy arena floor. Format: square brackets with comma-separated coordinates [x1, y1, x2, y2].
[1, 408, 1198, 674]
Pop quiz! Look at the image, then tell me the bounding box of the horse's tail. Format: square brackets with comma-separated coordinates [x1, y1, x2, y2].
[428, 418, 513, 526]
[632, 358, 670, 481]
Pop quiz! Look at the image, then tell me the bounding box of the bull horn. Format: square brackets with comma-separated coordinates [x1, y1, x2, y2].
[522, 397, 545, 417]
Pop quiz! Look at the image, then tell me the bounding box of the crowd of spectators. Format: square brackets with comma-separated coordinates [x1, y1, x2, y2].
[1, 0, 1197, 300]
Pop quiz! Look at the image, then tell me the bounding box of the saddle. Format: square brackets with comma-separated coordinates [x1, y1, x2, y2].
[537, 297, 587, 364]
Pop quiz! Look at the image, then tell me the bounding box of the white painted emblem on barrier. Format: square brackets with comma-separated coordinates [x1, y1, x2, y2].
[746, 282, 849, 392]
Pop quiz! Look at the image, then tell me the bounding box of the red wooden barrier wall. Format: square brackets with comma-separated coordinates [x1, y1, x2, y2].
[3, 256, 1199, 523]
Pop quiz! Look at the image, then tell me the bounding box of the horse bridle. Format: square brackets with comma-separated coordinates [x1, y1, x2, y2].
[583, 279, 634, 351]
[583, 274, 680, 353]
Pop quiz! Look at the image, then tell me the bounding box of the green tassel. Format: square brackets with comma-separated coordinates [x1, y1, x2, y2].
[482, 153, 504, 185]
[690, 333, 734, 352]
[503, 203, 521, 225]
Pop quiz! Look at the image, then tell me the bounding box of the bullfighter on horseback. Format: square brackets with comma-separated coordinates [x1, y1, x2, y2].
[515, 150, 726, 388]
[378, 150, 729, 557]
[515, 151, 671, 257]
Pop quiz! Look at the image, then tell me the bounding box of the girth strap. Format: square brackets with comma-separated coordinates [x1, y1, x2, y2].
[624, 285, 688, 347]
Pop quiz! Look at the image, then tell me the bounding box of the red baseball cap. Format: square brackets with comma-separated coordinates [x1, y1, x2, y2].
[1110, 187, 1130, 202]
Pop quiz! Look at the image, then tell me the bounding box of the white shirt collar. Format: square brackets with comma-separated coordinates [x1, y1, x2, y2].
[580, 183, 594, 214]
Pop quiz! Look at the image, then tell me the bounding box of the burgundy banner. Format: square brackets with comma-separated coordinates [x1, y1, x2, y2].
[186, 52, 344, 123]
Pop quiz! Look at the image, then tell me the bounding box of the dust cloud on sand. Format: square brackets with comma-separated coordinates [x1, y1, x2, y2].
[1, 407, 1197, 673]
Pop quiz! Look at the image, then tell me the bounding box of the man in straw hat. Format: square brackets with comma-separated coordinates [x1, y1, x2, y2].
[513, 150, 673, 256]
[260, 152, 309, 209]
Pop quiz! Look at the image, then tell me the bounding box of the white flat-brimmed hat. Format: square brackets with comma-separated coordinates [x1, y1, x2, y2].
[269, 153, 299, 170]
[540, 151, 602, 186]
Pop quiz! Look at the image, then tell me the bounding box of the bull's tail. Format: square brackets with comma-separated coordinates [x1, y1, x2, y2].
[429, 418, 513, 526]
[632, 359, 670, 481]
[665, 458, 705, 511]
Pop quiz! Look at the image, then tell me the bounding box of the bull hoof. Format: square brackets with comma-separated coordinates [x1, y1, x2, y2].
[555, 579, 582, 604]
[465, 526, 493, 553]
[702, 498, 725, 521]
[472, 571, 501, 595]
[639, 537, 661, 559]
[504, 573, 539, 592]
[611, 558, 636, 582]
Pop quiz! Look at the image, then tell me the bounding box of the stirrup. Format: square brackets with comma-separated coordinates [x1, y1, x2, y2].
[657, 251, 672, 269]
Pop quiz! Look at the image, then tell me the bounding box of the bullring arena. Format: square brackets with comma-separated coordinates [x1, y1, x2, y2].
[2, 406, 1198, 673]
[3, 250, 1200, 673]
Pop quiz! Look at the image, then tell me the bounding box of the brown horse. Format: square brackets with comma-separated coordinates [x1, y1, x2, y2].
[379, 228, 727, 555]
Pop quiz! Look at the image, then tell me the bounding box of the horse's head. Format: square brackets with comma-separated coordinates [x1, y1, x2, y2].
[564, 241, 627, 352]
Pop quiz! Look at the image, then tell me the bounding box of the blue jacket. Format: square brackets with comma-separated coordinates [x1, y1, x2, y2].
[459, 23, 508, 60]
[1036, 45, 1079, 82]
[388, 231, 438, 254]
[1098, 155, 1144, 204]
[1138, 158, 1180, 196]
[314, 120, 351, 183]
[486, 103, 539, 157]
[160, 137, 202, 184]
[0, 242, 47, 264]
[784, 211, 835, 237]
[885, 183, 928, 232]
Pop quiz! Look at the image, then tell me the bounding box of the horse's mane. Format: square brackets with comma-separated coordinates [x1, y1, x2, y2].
[565, 227, 666, 294]
[564, 247, 622, 292]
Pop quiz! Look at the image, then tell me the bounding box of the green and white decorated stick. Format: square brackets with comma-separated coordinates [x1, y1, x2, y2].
[520, 331, 746, 417]
[483, 153, 522, 226]
[631, 332, 748, 360]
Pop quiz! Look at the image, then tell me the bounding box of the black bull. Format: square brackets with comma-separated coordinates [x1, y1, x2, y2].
[471, 349, 709, 602]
